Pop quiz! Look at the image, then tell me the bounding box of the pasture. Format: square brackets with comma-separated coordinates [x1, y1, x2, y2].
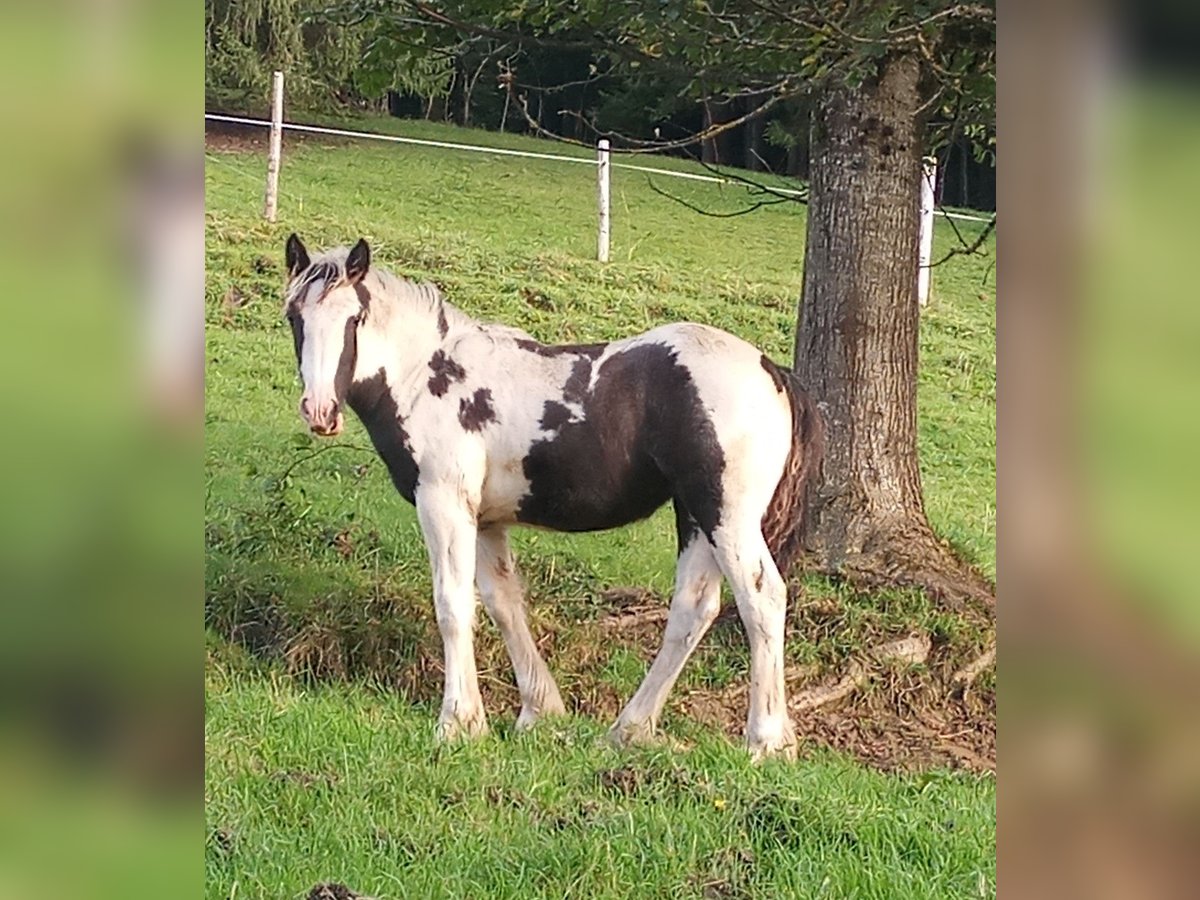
[205, 116, 995, 898]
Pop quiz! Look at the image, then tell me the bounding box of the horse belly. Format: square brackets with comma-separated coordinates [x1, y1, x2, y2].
[513, 430, 671, 532]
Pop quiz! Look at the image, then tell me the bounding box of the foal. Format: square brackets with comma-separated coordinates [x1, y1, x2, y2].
[282, 235, 823, 758]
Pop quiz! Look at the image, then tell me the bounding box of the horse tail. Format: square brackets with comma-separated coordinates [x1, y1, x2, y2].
[760, 361, 825, 576]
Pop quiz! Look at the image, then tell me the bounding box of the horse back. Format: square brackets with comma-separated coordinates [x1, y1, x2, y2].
[507, 324, 763, 536]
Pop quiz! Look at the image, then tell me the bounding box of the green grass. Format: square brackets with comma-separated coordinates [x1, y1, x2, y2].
[206, 115, 995, 898]
[207, 649, 994, 900]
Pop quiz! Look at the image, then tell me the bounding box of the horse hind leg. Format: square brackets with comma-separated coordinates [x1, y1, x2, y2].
[475, 526, 566, 730]
[610, 534, 723, 747]
[710, 524, 797, 760]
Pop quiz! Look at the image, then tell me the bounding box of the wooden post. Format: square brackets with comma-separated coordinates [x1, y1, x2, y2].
[597, 138, 611, 263]
[264, 71, 284, 222]
[918, 155, 936, 307]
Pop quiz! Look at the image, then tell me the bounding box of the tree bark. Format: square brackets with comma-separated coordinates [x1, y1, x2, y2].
[793, 53, 993, 609]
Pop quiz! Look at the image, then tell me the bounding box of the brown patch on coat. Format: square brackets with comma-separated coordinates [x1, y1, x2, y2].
[539, 400, 573, 431]
[515, 338, 604, 359]
[458, 388, 497, 431]
[561, 357, 592, 405]
[427, 350, 466, 397]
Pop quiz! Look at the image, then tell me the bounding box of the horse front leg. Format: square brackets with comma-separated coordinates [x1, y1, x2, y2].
[476, 526, 566, 730]
[416, 483, 487, 741]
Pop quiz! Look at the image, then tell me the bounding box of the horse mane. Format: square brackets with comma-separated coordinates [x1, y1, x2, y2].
[286, 245, 475, 336]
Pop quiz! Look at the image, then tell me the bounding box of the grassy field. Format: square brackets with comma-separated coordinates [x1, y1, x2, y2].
[207, 644, 994, 900]
[205, 115, 995, 898]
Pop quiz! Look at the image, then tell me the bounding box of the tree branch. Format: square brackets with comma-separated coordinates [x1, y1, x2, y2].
[646, 178, 790, 218]
[508, 77, 802, 153]
[925, 212, 996, 269]
[691, 156, 809, 204]
[400, 0, 658, 63]
[270, 443, 377, 491]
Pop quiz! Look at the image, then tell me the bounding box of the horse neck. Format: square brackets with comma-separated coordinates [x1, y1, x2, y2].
[357, 276, 464, 406]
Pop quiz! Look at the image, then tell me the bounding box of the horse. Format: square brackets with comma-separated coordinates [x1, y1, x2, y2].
[282, 234, 824, 759]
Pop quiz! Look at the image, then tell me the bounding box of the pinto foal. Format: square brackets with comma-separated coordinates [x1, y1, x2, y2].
[283, 235, 823, 758]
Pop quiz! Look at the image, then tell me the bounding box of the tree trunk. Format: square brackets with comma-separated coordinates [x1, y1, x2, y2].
[786, 141, 803, 177]
[960, 140, 970, 207]
[701, 100, 719, 164]
[793, 53, 993, 609]
[463, 51, 492, 129]
[701, 98, 735, 165]
[785, 103, 810, 178]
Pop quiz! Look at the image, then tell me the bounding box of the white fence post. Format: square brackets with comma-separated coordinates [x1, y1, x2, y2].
[264, 71, 284, 222]
[597, 138, 611, 263]
[918, 155, 937, 307]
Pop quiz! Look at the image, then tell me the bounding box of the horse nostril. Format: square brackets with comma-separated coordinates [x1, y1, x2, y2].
[329, 400, 340, 418]
[300, 396, 313, 418]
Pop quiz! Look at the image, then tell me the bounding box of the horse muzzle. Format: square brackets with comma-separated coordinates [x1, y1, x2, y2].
[300, 396, 344, 437]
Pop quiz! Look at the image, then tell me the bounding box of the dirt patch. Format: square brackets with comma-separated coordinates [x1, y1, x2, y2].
[597, 765, 645, 796]
[205, 117, 365, 154]
[271, 768, 340, 789]
[578, 585, 996, 774]
[680, 637, 995, 773]
[690, 847, 757, 899]
[208, 825, 235, 856]
[205, 119, 267, 154]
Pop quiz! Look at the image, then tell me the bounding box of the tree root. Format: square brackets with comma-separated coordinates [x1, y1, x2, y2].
[829, 526, 996, 614]
[790, 633, 931, 713]
[951, 641, 996, 691]
[600, 605, 668, 632]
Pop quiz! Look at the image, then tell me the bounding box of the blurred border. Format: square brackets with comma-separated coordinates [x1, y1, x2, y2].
[0, 2, 199, 898]
[1001, 0, 1200, 895]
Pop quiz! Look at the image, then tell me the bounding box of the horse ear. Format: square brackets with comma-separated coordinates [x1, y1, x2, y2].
[286, 233, 310, 277]
[346, 238, 370, 284]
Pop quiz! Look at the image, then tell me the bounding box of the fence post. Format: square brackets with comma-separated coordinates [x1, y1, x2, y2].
[918, 155, 937, 307]
[264, 71, 284, 222]
[597, 138, 611, 263]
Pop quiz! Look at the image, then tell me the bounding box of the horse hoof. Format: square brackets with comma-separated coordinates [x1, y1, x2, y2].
[607, 719, 658, 749]
[515, 700, 566, 732]
[746, 730, 798, 762]
[436, 711, 489, 743]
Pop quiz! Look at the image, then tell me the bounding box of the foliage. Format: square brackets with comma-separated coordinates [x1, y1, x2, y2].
[315, 1, 995, 158]
[355, 31, 455, 99]
[205, 0, 372, 111]
[204, 2, 994, 197]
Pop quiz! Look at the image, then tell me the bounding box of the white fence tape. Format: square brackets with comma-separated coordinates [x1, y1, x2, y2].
[204, 113, 993, 224]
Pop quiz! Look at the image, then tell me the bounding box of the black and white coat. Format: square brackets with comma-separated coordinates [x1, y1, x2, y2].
[284, 236, 823, 759]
